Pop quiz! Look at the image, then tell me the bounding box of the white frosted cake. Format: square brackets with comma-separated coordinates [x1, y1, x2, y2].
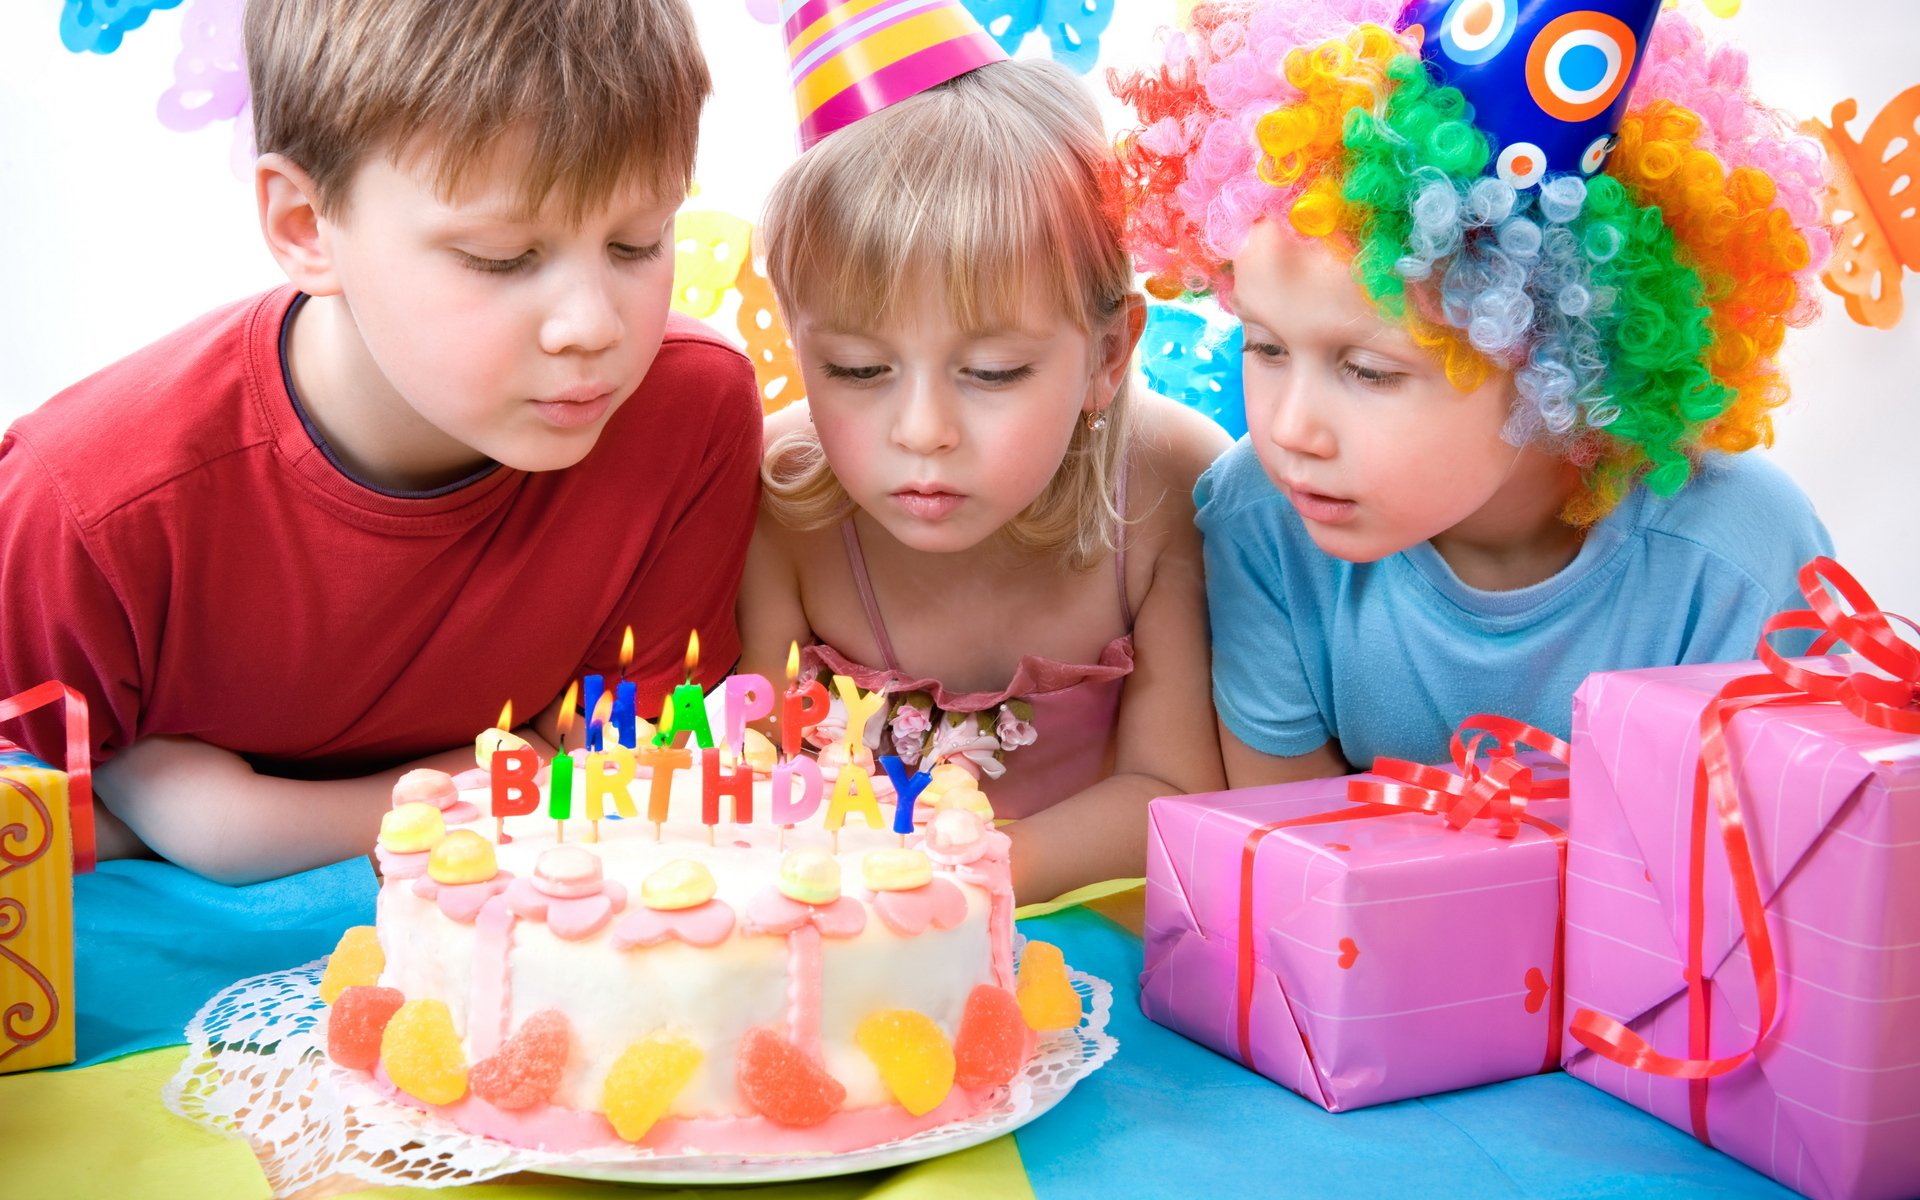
[318, 748, 1080, 1156]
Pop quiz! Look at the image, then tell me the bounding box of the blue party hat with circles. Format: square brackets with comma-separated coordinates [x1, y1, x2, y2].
[1397, 0, 1662, 188]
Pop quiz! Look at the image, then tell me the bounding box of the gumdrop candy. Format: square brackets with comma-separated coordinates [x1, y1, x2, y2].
[380, 999, 469, 1106]
[603, 1031, 703, 1141]
[855, 1010, 955, 1117]
[952, 984, 1032, 1089]
[736, 1026, 846, 1127]
[320, 926, 384, 1004]
[1016, 941, 1081, 1031]
[327, 986, 404, 1071]
[469, 1009, 572, 1110]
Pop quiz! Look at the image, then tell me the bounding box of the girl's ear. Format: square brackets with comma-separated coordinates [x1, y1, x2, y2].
[256, 153, 344, 297]
[1089, 292, 1147, 414]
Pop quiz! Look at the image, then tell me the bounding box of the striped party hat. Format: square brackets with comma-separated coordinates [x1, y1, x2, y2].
[1398, 0, 1662, 186]
[784, 0, 1009, 151]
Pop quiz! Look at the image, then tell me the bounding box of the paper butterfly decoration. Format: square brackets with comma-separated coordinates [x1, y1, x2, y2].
[60, 0, 183, 55]
[1803, 85, 1920, 330]
[961, 0, 1116, 75]
[1139, 304, 1246, 440]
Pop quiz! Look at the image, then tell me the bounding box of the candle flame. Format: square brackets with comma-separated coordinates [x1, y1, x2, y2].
[684, 630, 701, 676]
[557, 680, 579, 738]
[659, 695, 676, 735]
[591, 688, 615, 728]
[619, 626, 635, 671]
[786, 641, 800, 683]
[496, 700, 513, 731]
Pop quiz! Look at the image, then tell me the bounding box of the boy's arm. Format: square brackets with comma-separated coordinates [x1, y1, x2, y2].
[95, 723, 557, 886]
[1220, 726, 1348, 789]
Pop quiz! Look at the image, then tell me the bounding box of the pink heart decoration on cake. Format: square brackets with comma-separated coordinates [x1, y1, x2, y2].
[742, 889, 868, 939]
[412, 871, 514, 924]
[870, 878, 969, 937]
[504, 877, 630, 940]
[612, 899, 737, 949]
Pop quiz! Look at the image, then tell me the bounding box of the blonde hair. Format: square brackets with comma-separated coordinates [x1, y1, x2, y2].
[761, 59, 1135, 570]
[246, 0, 709, 221]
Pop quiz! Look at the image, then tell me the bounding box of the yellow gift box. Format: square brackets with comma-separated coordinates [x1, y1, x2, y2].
[0, 744, 75, 1072]
[0, 681, 95, 1075]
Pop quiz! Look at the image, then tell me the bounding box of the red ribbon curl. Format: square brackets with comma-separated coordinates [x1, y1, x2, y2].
[1568, 556, 1919, 1144]
[0, 682, 95, 873]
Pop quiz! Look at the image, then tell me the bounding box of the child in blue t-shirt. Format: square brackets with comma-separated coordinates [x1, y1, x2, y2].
[1114, 1, 1832, 784]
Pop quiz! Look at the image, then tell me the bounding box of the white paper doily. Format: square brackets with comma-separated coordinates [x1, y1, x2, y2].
[164, 949, 1116, 1195]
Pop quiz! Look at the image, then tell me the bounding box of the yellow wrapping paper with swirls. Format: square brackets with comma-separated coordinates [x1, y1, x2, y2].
[0, 744, 74, 1073]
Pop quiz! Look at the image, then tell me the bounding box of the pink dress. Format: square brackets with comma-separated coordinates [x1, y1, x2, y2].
[801, 494, 1135, 820]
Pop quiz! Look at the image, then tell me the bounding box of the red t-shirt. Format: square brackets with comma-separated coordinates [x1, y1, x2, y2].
[0, 287, 761, 777]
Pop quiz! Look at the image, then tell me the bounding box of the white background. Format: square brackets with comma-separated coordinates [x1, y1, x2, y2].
[0, 1, 1912, 610]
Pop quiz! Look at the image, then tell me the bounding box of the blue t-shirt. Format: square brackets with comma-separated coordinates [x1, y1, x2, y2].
[1195, 441, 1833, 767]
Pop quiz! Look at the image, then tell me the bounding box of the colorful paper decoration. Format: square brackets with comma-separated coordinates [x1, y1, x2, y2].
[60, 0, 184, 55]
[735, 227, 804, 414]
[1138, 303, 1246, 440]
[961, 0, 1116, 75]
[1802, 86, 1920, 330]
[672, 210, 755, 320]
[156, 0, 247, 131]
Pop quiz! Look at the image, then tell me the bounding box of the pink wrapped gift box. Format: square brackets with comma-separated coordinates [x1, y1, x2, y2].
[1142, 754, 1569, 1111]
[1564, 657, 1920, 1200]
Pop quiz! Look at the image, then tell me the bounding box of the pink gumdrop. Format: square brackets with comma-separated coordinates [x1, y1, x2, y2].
[532, 846, 604, 898]
[328, 986, 405, 1071]
[469, 1009, 572, 1110]
[393, 768, 459, 811]
[737, 1026, 846, 1127]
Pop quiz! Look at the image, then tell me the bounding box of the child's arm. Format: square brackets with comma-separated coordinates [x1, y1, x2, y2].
[95, 692, 567, 886]
[1007, 404, 1229, 903]
[1220, 726, 1349, 789]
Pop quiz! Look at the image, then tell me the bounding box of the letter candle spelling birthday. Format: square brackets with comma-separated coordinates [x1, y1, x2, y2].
[780, 642, 829, 757]
[583, 690, 638, 841]
[549, 680, 579, 840]
[488, 701, 540, 841]
[657, 632, 715, 749]
[612, 626, 638, 750]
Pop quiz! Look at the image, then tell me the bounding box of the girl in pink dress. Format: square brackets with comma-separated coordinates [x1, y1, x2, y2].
[740, 57, 1229, 904]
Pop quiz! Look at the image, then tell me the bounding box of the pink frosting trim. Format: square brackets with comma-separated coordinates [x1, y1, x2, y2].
[611, 899, 737, 949]
[867, 878, 969, 937]
[468, 895, 516, 1058]
[374, 845, 431, 879]
[411, 871, 514, 924]
[740, 890, 868, 939]
[504, 876, 629, 940]
[371, 1069, 999, 1156]
[787, 924, 824, 1058]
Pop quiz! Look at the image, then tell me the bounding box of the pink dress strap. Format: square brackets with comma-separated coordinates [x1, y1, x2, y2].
[839, 519, 903, 673]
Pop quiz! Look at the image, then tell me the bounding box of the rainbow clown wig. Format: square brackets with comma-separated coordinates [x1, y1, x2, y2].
[1112, 0, 1831, 522]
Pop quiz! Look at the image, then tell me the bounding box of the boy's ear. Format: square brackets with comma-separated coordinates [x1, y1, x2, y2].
[1089, 291, 1148, 414]
[256, 153, 343, 297]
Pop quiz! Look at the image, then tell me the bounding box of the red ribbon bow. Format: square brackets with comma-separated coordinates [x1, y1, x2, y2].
[1348, 714, 1573, 836]
[0, 682, 95, 874]
[1232, 714, 1572, 1088]
[1569, 556, 1918, 1144]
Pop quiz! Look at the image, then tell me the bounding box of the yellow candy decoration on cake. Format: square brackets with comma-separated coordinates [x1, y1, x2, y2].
[319, 925, 385, 1005]
[428, 830, 498, 885]
[641, 860, 717, 910]
[381, 998, 469, 1105]
[380, 801, 446, 854]
[862, 848, 934, 893]
[856, 1010, 956, 1116]
[776, 848, 842, 905]
[603, 1032, 704, 1141]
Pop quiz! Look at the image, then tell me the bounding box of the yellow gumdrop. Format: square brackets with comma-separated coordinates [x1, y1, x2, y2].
[380, 801, 446, 854]
[474, 726, 530, 770]
[428, 829, 498, 885]
[671, 210, 753, 319]
[743, 728, 778, 774]
[319, 926, 384, 1005]
[1016, 941, 1081, 1032]
[862, 848, 933, 893]
[777, 848, 842, 905]
[855, 1010, 955, 1117]
[380, 999, 468, 1106]
[603, 1032, 703, 1142]
[641, 859, 717, 911]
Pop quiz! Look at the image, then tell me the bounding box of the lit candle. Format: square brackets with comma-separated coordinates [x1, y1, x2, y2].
[724, 673, 775, 758]
[550, 681, 578, 839]
[583, 744, 638, 841]
[878, 755, 934, 836]
[488, 701, 537, 842]
[702, 748, 755, 827]
[831, 675, 887, 758]
[636, 744, 692, 839]
[582, 673, 605, 753]
[780, 642, 829, 758]
[661, 631, 715, 749]
[613, 626, 638, 749]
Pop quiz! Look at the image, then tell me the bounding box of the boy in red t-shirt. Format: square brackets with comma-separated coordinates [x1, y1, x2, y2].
[0, 0, 759, 883]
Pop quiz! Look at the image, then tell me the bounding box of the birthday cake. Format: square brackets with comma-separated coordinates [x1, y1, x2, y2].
[318, 678, 1079, 1157]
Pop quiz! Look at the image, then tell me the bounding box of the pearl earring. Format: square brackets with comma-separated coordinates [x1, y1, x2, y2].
[1085, 410, 1109, 433]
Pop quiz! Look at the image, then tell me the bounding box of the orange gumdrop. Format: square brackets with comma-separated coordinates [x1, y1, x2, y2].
[736, 1026, 846, 1127]
[953, 984, 1033, 1089]
[319, 926, 384, 1004]
[1016, 940, 1081, 1031]
[469, 1009, 572, 1110]
[327, 986, 405, 1071]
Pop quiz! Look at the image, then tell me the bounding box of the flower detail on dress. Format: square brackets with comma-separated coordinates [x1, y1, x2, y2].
[994, 700, 1038, 751]
[887, 691, 935, 767]
[928, 711, 1007, 780]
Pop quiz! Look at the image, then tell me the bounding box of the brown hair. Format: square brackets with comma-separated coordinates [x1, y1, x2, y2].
[246, 0, 710, 220]
[760, 59, 1136, 570]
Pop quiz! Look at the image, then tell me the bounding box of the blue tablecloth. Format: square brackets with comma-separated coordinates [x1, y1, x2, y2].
[53, 859, 1789, 1197]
